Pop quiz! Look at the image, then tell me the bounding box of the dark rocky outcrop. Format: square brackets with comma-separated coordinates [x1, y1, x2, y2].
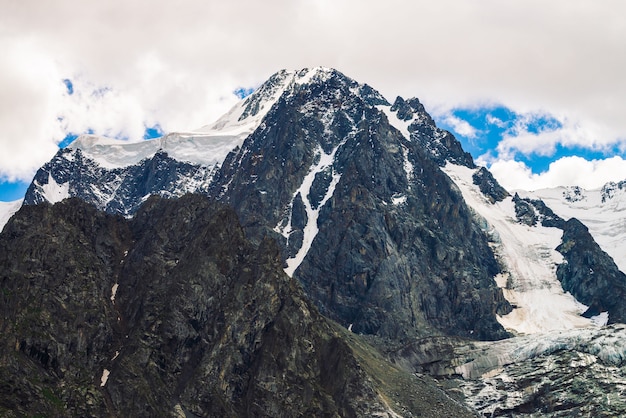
[556, 218, 626, 322]
[512, 193, 565, 228]
[0, 196, 477, 417]
[472, 167, 509, 203]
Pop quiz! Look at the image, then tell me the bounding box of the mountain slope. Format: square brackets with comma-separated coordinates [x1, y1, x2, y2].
[8, 66, 626, 416]
[22, 67, 511, 342]
[0, 195, 477, 417]
[0, 199, 21, 232]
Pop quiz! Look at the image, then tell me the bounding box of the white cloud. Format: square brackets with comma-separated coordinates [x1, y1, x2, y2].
[496, 115, 620, 159]
[1, 0, 626, 184]
[488, 156, 626, 191]
[486, 114, 506, 129]
[443, 114, 478, 139]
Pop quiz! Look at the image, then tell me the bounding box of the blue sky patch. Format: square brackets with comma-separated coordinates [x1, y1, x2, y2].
[143, 124, 164, 139]
[58, 133, 78, 148]
[62, 78, 74, 95]
[0, 180, 30, 201]
[432, 105, 620, 174]
[234, 87, 255, 99]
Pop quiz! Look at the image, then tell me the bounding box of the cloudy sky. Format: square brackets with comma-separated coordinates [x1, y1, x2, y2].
[2, 0, 626, 200]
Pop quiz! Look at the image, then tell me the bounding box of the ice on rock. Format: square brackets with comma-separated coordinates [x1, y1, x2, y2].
[520, 184, 626, 274]
[443, 163, 594, 334]
[277, 144, 343, 277]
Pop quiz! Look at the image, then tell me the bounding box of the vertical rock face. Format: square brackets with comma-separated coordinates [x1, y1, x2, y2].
[1, 196, 479, 417]
[210, 69, 510, 341]
[557, 218, 626, 322]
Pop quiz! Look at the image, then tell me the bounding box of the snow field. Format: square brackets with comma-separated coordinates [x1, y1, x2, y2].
[443, 164, 595, 335]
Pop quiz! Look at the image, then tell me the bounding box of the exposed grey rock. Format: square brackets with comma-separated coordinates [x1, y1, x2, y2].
[512, 193, 565, 229]
[0, 196, 478, 417]
[556, 218, 626, 322]
[472, 167, 509, 203]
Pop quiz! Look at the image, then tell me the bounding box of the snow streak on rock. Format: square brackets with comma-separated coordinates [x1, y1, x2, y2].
[40, 173, 69, 204]
[277, 144, 342, 277]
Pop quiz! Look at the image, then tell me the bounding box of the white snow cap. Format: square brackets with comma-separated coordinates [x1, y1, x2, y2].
[67, 67, 347, 171]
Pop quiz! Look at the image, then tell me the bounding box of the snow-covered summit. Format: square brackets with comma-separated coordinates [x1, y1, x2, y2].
[67, 67, 380, 171]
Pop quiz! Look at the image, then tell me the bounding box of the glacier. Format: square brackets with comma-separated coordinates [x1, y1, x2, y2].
[521, 184, 626, 273]
[0, 199, 22, 232]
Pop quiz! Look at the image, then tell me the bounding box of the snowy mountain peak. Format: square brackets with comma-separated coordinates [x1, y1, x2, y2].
[600, 180, 626, 203]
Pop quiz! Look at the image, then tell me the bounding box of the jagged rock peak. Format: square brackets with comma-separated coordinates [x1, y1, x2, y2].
[472, 166, 509, 204]
[239, 67, 389, 119]
[387, 95, 475, 169]
[390, 96, 430, 122]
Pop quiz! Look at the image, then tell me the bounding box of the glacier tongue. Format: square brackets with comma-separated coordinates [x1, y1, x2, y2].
[455, 324, 626, 416]
[443, 163, 594, 334]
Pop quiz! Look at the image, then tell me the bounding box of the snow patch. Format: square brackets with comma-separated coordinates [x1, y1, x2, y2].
[591, 312, 609, 327]
[401, 144, 414, 184]
[277, 144, 343, 277]
[377, 105, 413, 141]
[391, 194, 407, 205]
[0, 199, 22, 232]
[110, 283, 119, 304]
[40, 173, 69, 204]
[443, 163, 594, 335]
[100, 369, 110, 387]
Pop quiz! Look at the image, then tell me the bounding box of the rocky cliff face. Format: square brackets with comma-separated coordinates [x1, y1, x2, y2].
[211, 70, 510, 341]
[557, 218, 626, 322]
[0, 196, 478, 417]
[22, 68, 511, 342]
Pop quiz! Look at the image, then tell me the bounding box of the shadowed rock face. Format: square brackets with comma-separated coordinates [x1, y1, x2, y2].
[557, 218, 626, 322]
[472, 167, 509, 204]
[0, 196, 477, 418]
